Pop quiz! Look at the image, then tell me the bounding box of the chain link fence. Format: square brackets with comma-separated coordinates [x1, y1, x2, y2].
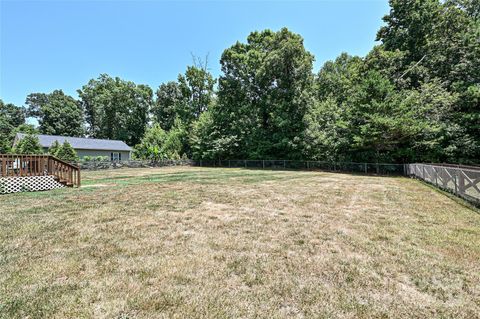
[193, 160, 406, 175]
[70, 158, 480, 205]
[76, 159, 194, 171]
[407, 163, 480, 205]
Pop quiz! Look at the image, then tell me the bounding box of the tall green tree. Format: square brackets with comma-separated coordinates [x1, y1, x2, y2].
[189, 105, 240, 160]
[0, 100, 25, 128]
[161, 119, 188, 160]
[377, 0, 442, 65]
[48, 140, 62, 156]
[426, 0, 480, 161]
[374, 0, 480, 162]
[133, 123, 185, 160]
[316, 53, 363, 103]
[25, 90, 85, 137]
[311, 52, 459, 163]
[177, 61, 215, 125]
[55, 141, 79, 162]
[0, 100, 26, 153]
[303, 98, 350, 162]
[77, 74, 153, 146]
[215, 28, 314, 159]
[13, 134, 43, 154]
[152, 81, 183, 131]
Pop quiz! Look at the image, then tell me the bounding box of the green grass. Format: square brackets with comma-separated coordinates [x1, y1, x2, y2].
[1, 166, 479, 318]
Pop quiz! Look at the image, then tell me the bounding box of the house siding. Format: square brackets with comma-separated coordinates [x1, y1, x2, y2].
[76, 150, 131, 160]
[42, 148, 131, 160]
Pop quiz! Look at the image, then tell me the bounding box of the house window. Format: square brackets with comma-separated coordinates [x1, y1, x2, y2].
[111, 152, 121, 162]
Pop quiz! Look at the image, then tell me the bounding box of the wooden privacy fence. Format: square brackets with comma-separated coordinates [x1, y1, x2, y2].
[0, 154, 80, 187]
[407, 163, 480, 205]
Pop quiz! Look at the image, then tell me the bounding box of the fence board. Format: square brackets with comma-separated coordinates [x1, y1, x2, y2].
[407, 163, 480, 205]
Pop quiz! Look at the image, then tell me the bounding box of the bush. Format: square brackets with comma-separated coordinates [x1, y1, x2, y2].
[48, 140, 61, 156]
[14, 134, 43, 154]
[55, 141, 79, 162]
[134, 120, 187, 161]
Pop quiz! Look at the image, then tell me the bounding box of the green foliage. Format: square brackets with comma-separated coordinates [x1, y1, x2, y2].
[163, 118, 188, 160]
[4, 124, 39, 155]
[189, 106, 241, 160]
[303, 98, 350, 162]
[0, 100, 25, 128]
[371, 0, 480, 162]
[377, 0, 441, 65]
[133, 124, 166, 160]
[133, 122, 186, 161]
[25, 90, 85, 137]
[152, 60, 215, 135]
[82, 156, 92, 162]
[308, 49, 466, 163]
[152, 81, 183, 131]
[55, 141, 79, 162]
[11, 2, 480, 164]
[48, 140, 62, 156]
[0, 100, 26, 153]
[46, 139, 79, 162]
[13, 134, 43, 154]
[177, 62, 215, 125]
[0, 118, 12, 154]
[77, 74, 152, 146]
[212, 28, 314, 160]
[12, 124, 38, 135]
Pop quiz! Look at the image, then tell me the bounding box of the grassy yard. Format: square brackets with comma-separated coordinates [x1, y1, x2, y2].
[1, 167, 479, 318]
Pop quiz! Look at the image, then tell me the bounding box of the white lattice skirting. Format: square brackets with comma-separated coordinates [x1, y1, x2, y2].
[0, 175, 65, 194]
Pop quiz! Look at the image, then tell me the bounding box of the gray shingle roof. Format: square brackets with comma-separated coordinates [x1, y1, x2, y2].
[16, 133, 132, 151]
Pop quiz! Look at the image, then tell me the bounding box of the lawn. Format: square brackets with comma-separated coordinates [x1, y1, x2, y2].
[1, 167, 479, 318]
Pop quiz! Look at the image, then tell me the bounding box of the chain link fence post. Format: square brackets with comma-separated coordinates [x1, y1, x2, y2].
[454, 170, 458, 195]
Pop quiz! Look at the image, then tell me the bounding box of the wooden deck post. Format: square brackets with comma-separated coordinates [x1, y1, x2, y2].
[1, 156, 5, 177]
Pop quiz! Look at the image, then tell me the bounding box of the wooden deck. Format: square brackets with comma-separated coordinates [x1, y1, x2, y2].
[0, 154, 80, 192]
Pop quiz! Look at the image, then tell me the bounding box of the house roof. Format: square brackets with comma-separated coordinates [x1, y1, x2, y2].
[15, 133, 132, 151]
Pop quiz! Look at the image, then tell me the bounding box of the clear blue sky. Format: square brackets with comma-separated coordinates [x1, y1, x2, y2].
[1, 0, 390, 107]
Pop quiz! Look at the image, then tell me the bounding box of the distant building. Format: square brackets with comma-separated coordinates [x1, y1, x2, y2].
[14, 133, 132, 161]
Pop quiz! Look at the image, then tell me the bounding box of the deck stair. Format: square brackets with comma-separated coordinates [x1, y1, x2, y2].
[0, 154, 80, 193]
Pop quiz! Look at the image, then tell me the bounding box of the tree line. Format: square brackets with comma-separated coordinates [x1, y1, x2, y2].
[1, 0, 478, 164]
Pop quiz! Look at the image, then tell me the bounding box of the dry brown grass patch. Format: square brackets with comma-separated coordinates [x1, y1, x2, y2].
[1, 167, 479, 318]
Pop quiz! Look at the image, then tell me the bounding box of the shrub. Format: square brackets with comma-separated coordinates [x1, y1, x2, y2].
[14, 134, 43, 154]
[48, 140, 61, 156]
[95, 156, 109, 162]
[134, 120, 187, 161]
[55, 141, 79, 162]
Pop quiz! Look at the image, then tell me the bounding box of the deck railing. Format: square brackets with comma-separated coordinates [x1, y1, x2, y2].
[0, 154, 81, 187]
